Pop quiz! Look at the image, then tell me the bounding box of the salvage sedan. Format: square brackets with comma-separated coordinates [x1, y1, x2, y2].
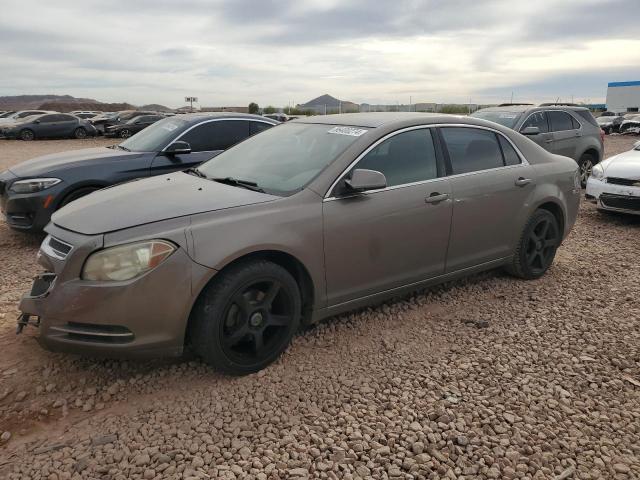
[0, 113, 97, 141]
[586, 141, 640, 215]
[0, 113, 277, 231]
[17, 113, 581, 375]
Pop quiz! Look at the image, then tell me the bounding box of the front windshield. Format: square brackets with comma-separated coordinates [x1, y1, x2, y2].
[471, 110, 522, 128]
[197, 123, 368, 195]
[119, 117, 187, 152]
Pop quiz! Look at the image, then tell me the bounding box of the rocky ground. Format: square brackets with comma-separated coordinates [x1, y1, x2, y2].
[0, 135, 639, 479]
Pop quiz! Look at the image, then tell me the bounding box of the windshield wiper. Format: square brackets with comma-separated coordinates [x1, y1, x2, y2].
[211, 177, 265, 193]
[185, 168, 207, 179]
[117, 145, 131, 152]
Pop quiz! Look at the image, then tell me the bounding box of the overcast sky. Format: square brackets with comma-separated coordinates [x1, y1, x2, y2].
[1, 0, 639, 108]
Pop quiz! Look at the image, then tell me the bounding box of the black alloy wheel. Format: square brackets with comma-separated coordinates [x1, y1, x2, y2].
[190, 260, 301, 375]
[74, 127, 87, 139]
[119, 129, 131, 138]
[507, 209, 560, 280]
[20, 129, 34, 141]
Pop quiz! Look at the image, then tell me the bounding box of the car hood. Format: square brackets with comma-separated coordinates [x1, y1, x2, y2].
[52, 171, 279, 235]
[8, 147, 144, 177]
[602, 149, 640, 178]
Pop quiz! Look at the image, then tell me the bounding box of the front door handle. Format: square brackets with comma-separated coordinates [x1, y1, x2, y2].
[425, 193, 449, 204]
[515, 177, 532, 187]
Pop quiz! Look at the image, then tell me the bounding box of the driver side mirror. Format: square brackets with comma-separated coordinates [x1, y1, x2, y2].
[165, 141, 192, 156]
[521, 126, 540, 135]
[344, 169, 387, 192]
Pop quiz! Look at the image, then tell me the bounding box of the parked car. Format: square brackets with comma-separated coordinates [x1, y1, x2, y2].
[70, 111, 101, 117]
[471, 105, 603, 187]
[90, 110, 157, 135]
[0, 113, 278, 231]
[73, 113, 100, 119]
[596, 115, 622, 134]
[0, 110, 52, 127]
[105, 114, 165, 138]
[264, 113, 289, 122]
[0, 113, 97, 141]
[0, 111, 16, 118]
[586, 140, 640, 215]
[619, 114, 640, 135]
[15, 113, 581, 374]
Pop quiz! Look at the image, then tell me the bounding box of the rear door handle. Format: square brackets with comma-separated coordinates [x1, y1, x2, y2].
[425, 193, 449, 204]
[515, 177, 532, 187]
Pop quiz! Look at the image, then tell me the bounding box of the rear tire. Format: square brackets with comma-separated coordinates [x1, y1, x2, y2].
[578, 153, 595, 189]
[506, 209, 560, 280]
[74, 127, 87, 139]
[20, 129, 34, 141]
[189, 260, 301, 375]
[119, 129, 131, 138]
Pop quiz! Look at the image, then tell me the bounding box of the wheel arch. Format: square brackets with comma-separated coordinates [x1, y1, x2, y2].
[55, 182, 109, 210]
[580, 146, 601, 164]
[184, 249, 316, 347]
[534, 200, 565, 238]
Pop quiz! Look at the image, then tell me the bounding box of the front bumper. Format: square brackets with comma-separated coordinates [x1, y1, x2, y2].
[0, 176, 65, 231]
[586, 177, 640, 215]
[17, 225, 214, 358]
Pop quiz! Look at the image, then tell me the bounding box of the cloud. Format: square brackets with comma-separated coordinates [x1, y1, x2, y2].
[0, 0, 638, 107]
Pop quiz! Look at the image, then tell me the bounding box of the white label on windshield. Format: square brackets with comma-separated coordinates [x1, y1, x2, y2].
[162, 122, 179, 132]
[499, 114, 518, 119]
[327, 126, 368, 137]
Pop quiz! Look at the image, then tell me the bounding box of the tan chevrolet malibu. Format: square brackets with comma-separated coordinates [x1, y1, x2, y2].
[17, 113, 581, 375]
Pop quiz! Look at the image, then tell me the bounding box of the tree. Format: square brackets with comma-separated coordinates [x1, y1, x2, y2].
[248, 102, 259, 114]
[263, 105, 277, 114]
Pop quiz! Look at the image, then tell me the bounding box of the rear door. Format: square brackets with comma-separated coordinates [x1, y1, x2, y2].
[323, 127, 452, 305]
[33, 115, 59, 137]
[54, 114, 79, 137]
[150, 119, 252, 175]
[440, 126, 535, 272]
[519, 111, 553, 151]
[548, 110, 580, 159]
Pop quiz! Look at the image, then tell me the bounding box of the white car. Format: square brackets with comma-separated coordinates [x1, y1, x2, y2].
[587, 141, 640, 215]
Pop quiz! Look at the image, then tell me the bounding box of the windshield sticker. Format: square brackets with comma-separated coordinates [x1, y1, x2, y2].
[162, 123, 179, 132]
[499, 114, 518, 119]
[327, 126, 368, 137]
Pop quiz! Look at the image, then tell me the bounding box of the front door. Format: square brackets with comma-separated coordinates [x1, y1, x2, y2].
[323, 127, 452, 306]
[440, 126, 536, 271]
[519, 111, 554, 152]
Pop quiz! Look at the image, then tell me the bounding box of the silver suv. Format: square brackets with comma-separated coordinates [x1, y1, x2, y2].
[472, 104, 603, 187]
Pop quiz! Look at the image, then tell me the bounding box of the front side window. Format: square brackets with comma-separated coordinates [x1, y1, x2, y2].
[441, 127, 504, 174]
[520, 111, 549, 133]
[197, 123, 365, 195]
[180, 120, 251, 152]
[548, 111, 576, 132]
[353, 129, 438, 187]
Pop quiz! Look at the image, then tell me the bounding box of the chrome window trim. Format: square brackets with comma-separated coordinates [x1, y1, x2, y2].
[161, 118, 276, 152]
[324, 123, 528, 201]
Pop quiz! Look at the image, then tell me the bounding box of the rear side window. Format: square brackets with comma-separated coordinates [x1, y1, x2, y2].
[354, 128, 438, 186]
[521, 111, 548, 133]
[250, 121, 273, 135]
[57, 114, 76, 121]
[498, 135, 521, 166]
[38, 115, 57, 123]
[181, 120, 251, 152]
[441, 127, 504, 174]
[548, 111, 576, 132]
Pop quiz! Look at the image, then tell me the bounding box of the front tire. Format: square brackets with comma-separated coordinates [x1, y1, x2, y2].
[506, 209, 560, 280]
[119, 129, 131, 138]
[20, 129, 34, 141]
[190, 260, 301, 375]
[578, 153, 595, 189]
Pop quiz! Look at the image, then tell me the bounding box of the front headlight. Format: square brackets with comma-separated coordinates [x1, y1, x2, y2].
[9, 178, 61, 193]
[591, 163, 605, 180]
[82, 240, 176, 281]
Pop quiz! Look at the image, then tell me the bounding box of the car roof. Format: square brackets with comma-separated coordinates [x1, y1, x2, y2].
[175, 112, 280, 125]
[476, 105, 592, 114]
[291, 112, 462, 128]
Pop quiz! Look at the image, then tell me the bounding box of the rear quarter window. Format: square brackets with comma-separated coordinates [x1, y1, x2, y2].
[574, 110, 598, 127]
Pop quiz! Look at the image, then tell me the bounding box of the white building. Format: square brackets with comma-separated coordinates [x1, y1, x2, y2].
[606, 81, 640, 113]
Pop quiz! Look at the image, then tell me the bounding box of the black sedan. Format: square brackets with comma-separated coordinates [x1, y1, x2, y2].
[105, 114, 165, 138]
[0, 113, 98, 141]
[0, 113, 278, 231]
[90, 110, 157, 135]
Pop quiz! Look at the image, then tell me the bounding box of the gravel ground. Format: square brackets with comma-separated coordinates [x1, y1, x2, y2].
[0, 136, 639, 479]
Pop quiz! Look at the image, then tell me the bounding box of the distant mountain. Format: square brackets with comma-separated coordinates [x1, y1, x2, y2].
[0, 95, 173, 113]
[298, 94, 359, 113]
[0, 94, 99, 111]
[299, 94, 347, 108]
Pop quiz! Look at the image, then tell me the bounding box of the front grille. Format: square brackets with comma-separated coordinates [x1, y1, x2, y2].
[600, 194, 640, 212]
[50, 322, 134, 344]
[607, 177, 640, 187]
[41, 235, 73, 260]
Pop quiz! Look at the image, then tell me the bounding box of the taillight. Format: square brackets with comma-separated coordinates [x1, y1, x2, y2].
[600, 129, 605, 144]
